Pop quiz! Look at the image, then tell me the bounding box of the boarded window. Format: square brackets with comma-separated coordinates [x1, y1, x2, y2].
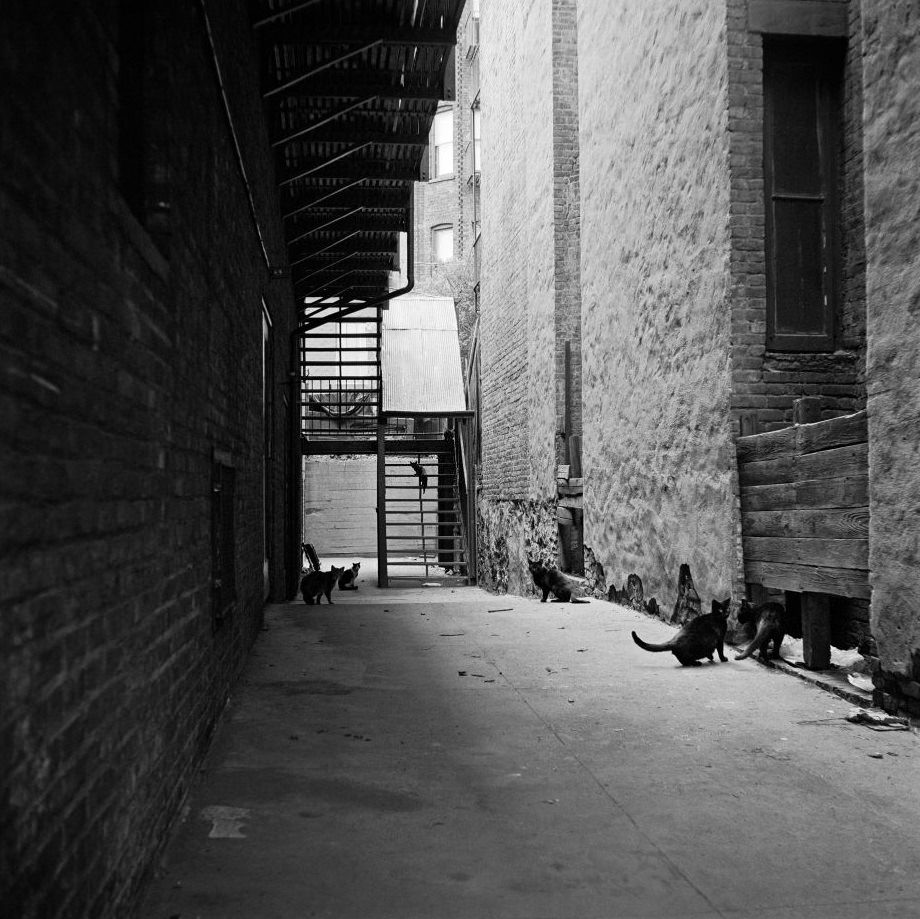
[763, 40, 842, 352]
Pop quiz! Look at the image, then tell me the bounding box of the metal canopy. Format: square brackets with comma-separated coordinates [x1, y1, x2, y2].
[251, 0, 462, 312]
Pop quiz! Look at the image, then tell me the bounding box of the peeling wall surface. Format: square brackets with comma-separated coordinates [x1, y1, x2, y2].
[862, 0, 920, 677]
[577, 0, 737, 610]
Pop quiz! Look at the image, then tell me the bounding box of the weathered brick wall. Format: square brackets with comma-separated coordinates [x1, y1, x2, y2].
[552, 0, 582, 465]
[861, 0, 920, 713]
[0, 2, 293, 916]
[726, 0, 866, 437]
[477, 0, 558, 589]
[578, 0, 738, 610]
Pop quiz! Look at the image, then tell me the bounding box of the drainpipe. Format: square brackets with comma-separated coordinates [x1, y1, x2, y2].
[288, 187, 415, 595]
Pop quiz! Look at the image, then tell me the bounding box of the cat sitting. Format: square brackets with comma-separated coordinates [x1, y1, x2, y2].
[527, 558, 589, 604]
[300, 566, 344, 605]
[338, 562, 360, 591]
[734, 598, 786, 666]
[631, 597, 731, 666]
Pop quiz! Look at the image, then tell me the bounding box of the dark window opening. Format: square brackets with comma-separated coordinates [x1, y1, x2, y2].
[763, 38, 843, 352]
[212, 459, 236, 628]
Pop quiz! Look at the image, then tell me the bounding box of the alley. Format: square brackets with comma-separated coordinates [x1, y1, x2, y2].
[140, 578, 920, 919]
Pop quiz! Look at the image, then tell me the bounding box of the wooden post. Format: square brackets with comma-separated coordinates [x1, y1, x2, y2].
[801, 591, 831, 669]
[793, 397, 823, 424]
[376, 417, 387, 587]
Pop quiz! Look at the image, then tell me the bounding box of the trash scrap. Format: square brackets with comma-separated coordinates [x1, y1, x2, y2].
[847, 673, 875, 692]
[846, 708, 910, 731]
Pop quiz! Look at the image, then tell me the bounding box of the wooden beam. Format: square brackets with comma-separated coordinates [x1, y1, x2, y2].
[797, 410, 867, 454]
[742, 507, 869, 540]
[743, 560, 870, 599]
[740, 475, 868, 512]
[742, 536, 868, 570]
[801, 592, 832, 669]
[738, 443, 868, 488]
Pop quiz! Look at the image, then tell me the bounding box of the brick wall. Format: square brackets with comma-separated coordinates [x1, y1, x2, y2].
[477, 0, 559, 591]
[726, 0, 867, 438]
[0, 2, 294, 915]
[861, 0, 920, 714]
[578, 0, 738, 610]
[552, 0, 582, 465]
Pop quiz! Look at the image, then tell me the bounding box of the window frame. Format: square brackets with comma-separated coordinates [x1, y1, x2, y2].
[763, 38, 842, 353]
[431, 223, 454, 265]
[431, 108, 455, 179]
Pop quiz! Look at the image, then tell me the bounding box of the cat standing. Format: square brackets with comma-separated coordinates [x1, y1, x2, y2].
[527, 558, 589, 604]
[734, 599, 786, 666]
[631, 597, 731, 666]
[300, 566, 344, 605]
[338, 562, 360, 591]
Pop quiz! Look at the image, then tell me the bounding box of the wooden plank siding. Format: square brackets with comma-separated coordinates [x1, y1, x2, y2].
[737, 411, 869, 599]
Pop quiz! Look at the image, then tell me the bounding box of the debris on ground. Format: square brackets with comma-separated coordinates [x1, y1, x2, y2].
[846, 708, 910, 731]
[847, 673, 875, 692]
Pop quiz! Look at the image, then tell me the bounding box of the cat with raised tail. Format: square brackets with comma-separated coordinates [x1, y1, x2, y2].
[527, 558, 589, 604]
[631, 597, 731, 666]
[735, 598, 786, 666]
[300, 566, 344, 605]
[338, 562, 360, 591]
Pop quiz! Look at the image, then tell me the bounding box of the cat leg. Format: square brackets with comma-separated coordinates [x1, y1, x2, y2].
[717, 640, 727, 662]
[541, 587, 550, 602]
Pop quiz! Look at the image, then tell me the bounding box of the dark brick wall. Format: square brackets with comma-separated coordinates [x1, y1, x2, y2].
[726, 0, 867, 437]
[0, 2, 295, 916]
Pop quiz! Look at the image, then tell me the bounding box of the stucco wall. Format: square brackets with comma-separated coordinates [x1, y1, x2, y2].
[862, 0, 920, 680]
[577, 1, 737, 609]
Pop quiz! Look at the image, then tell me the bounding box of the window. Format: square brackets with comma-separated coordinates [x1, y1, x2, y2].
[763, 39, 842, 351]
[471, 105, 482, 173]
[432, 225, 454, 263]
[432, 108, 454, 178]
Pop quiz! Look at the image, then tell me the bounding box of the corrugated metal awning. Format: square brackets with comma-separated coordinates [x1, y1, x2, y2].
[381, 295, 469, 416]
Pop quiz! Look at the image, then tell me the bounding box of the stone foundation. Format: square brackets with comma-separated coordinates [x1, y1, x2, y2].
[477, 498, 557, 598]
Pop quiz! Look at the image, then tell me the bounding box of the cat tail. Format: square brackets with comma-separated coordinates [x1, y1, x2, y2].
[631, 632, 673, 653]
[735, 623, 769, 660]
[735, 623, 770, 659]
[570, 598, 589, 604]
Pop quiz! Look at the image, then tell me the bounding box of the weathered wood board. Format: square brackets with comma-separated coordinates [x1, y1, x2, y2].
[737, 411, 869, 600]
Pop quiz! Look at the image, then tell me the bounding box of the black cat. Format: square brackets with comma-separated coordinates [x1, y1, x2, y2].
[735, 599, 786, 666]
[408, 460, 427, 492]
[527, 558, 588, 604]
[338, 562, 360, 591]
[300, 566, 344, 605]
[631, 597, 731, 666]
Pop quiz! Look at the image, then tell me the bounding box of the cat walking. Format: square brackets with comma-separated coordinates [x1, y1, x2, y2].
[300, 566, 344, 605]
[632, 598, 731, 666]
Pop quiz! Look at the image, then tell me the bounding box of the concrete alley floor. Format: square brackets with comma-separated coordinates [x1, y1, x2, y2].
[139, 576, 920, 919]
